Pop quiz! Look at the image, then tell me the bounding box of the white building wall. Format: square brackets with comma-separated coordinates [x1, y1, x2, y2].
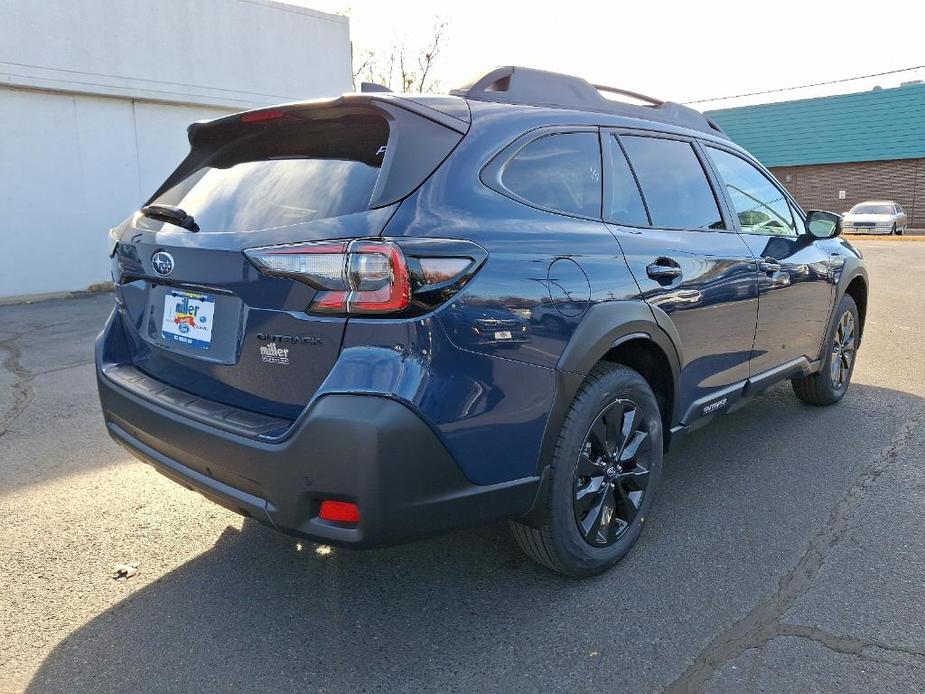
[0, 0, 351, 299]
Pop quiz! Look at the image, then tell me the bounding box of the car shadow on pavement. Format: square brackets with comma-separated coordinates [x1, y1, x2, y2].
[23, 382, 925, 694]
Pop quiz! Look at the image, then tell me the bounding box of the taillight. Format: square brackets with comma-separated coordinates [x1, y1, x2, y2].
[245, 239, 410, 315]
[245, 238, 486, 316]
[417, 258, 473, 285]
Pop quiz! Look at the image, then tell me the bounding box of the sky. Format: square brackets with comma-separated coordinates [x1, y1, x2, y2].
[305, 0, 925, 110]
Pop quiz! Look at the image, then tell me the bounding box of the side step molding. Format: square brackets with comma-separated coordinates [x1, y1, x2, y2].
[669, 357, 821, 447]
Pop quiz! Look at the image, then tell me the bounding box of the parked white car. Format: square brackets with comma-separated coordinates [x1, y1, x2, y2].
[843, 201, 908, 235]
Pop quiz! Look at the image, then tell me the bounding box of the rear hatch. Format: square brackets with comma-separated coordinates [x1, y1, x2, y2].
[111, 95, 468, 419]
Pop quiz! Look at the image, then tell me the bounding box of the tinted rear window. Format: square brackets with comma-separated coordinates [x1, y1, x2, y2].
[501, 132, 602, 218]
[147, 115, 389, 232]
[621, 136, 724, 230]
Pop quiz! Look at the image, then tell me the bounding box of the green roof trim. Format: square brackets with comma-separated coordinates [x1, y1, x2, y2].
[705, 82, 925, 168]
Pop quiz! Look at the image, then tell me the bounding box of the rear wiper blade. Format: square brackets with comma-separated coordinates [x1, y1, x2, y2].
[140, 204, 199, 232]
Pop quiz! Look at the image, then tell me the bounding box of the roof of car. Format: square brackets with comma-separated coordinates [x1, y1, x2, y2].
[448, 66, 729, 140]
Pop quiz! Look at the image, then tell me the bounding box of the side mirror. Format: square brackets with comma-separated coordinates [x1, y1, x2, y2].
[805, 210, 842, 239]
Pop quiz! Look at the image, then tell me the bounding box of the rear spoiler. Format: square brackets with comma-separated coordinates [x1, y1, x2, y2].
[146, 94, 470, 209]
[186, 93, 469, 144]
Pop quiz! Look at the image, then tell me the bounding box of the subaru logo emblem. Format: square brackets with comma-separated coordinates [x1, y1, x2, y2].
[151, 251, 174, 277]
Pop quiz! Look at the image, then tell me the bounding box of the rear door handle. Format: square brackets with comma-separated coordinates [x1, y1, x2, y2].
[646, 262, 682, 280]
[758, 259, 781, 273]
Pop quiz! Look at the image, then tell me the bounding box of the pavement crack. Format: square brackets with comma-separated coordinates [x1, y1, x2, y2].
[775, 623, 925, 662]
[664, 403, 925, 694]
[33, 360, 94, 377]
[0, 329, 44, 438]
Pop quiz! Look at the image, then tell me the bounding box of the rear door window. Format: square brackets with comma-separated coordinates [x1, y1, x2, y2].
[501, 132, 602, 218]
[705, 146, 797, 236]
[620, 136, 724, 230]
[147, 115, 390, 232]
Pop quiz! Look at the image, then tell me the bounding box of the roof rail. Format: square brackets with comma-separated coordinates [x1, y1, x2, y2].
[450, 66, 728, 139]
[592, 83, 663, 106]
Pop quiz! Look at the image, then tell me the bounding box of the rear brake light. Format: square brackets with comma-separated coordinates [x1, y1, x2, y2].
[348, 242, 411, 314]
[319, 500, 360, 524]
[245, 240, 410, 315]
[240, 109, 287, 123]
[245, 238, 485, 316]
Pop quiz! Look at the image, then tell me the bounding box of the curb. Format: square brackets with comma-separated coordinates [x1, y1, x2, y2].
[0, 286, 115, 307]
[844, 234, 925, 241]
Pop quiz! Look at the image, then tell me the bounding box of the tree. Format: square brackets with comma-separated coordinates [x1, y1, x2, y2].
[352, 18, 448, 93]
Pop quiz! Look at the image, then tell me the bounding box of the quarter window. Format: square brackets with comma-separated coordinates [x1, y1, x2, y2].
[706, 147, 797, 236]
[604, 136, 649, 226]
[620, 136, 724, 230]
[501, 132, 602, 218]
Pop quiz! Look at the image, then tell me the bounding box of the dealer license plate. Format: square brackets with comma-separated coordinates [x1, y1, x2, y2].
[161, 291, 215, 349]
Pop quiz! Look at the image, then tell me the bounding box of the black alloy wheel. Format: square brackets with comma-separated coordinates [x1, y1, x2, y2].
[830, 309, 856, 390]
[573, 398, 651, 547]
[510, 363, 663, 577]
[791, 293, 859, 406]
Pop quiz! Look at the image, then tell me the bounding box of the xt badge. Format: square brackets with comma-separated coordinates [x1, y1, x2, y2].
[260, 342, 290, 365]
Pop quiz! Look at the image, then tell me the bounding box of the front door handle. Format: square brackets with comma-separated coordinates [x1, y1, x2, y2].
[758, 259, 781, 273]
[646, 261, 682, 280]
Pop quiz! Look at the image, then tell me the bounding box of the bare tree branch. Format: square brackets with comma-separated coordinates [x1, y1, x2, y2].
[351, 47, 375, 90]
[398, 46, 414, 92]
[415, 18, 446, 93]
[350, 15, 448, 93]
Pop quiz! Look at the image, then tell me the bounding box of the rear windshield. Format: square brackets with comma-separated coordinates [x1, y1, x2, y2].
[849, 203, 894, 215]
[146, 115, 389, 232]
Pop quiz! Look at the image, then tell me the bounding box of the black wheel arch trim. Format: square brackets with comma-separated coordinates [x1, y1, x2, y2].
[532, 300, 682, 481]
[557, 300, 683, 380]
[830, 261, 868, 351]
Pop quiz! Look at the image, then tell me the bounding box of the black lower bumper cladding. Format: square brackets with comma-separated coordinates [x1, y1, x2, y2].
[97, 363, 539, 548]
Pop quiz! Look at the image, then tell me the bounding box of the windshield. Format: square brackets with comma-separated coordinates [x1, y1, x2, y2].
[144, 115, 389, 232]
[849, 203, 894, 215]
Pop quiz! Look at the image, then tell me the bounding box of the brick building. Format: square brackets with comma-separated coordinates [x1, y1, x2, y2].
[707, 82, 925, 228]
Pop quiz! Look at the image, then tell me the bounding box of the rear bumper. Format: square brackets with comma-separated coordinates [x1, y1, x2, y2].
[97, 356, 539, 549]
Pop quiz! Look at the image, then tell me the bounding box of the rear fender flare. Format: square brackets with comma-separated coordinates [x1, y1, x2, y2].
[535, 300, 682, 476]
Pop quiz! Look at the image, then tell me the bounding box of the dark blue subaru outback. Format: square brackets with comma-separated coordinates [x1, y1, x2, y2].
[97, 67, 867, 576]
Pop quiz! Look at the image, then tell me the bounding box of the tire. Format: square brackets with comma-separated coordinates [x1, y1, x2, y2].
[510, 363, 663, 577]
[897, 226, 905, 236]
[791, 294, 859, 406]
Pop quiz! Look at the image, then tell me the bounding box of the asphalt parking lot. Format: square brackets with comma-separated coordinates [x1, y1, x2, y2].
[2, 239, 924, 693]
